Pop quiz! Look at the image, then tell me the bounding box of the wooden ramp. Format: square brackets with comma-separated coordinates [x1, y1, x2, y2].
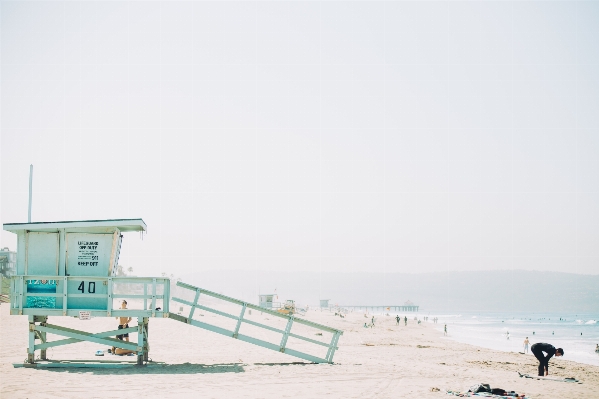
[170, 281, 343, 364]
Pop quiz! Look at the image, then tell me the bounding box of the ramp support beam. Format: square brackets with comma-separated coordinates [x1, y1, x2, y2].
[233, 303, 246, 338]
[325, 331, 341, 363]
[279, 316, 293, 353]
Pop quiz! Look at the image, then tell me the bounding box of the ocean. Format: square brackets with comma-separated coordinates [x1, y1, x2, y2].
[427, 312, 599, 367]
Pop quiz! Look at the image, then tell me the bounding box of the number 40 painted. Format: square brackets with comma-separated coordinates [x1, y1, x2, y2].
[77, 281, 96, 294]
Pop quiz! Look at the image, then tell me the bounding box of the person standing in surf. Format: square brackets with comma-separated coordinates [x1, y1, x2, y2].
[523, 337, 530, 353]
[531, 342, 563, 376]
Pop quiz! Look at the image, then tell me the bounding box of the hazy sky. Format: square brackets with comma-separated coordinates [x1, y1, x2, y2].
[1, 1, 598, 277]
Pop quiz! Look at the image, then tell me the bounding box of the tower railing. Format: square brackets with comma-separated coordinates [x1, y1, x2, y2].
[9, 275, 171, 318]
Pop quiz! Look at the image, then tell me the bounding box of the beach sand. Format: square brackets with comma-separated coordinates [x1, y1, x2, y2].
[1, 304, 598, 399]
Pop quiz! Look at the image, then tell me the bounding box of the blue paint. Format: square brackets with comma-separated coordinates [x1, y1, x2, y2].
[26, 280, 56, 308]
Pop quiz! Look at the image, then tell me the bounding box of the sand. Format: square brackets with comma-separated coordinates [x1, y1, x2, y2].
[1, 304, 598, 399]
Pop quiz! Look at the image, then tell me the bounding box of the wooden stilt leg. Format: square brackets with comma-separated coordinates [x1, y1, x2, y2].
[27, 316, 35, 363]
[137, 318, 143, 365]
[143, 318, 149, 362]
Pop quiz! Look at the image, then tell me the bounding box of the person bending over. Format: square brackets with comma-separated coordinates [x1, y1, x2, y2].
[531, 342, 563, 376]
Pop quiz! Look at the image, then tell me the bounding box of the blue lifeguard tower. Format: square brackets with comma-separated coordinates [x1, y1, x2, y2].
[3, 218, 343, 368]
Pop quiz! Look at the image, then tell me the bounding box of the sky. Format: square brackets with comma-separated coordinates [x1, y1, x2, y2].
[1, 1, 598, 279]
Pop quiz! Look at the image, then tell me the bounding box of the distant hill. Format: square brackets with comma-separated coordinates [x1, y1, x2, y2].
[178, 270, 599, 313]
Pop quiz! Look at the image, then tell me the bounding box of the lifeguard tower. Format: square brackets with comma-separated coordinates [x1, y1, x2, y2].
[4, 219, 343, 368]
[259, 294, 277, 309]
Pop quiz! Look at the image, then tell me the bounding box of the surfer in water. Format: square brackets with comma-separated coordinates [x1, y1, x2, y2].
[531, 343, 564, 376]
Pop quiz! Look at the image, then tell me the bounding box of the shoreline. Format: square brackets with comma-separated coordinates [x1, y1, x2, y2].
[421, 314, 599, 368]
[439, 327, 599, 368]
[1, 304, 598, 398]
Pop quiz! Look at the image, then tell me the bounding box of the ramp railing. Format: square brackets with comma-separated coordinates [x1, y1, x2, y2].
[171, 281, 343, 363]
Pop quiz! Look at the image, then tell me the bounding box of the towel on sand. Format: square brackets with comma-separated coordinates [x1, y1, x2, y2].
[446, 390, 528, 398]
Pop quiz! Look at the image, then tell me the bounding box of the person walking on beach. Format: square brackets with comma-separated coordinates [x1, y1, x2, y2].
[371, 316, 375, 327]
[531, 343, 564, 376]
[396, 315, 400, 325]
[444, 324, 447, 336]
[523, 337, 530, 353]
[404, 316, 407, 326]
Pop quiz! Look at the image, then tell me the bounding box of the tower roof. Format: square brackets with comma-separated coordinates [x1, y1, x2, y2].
[3, 218, 146, 233]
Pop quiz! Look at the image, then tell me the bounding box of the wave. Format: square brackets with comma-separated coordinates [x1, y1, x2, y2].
[585, 320, 597, 325]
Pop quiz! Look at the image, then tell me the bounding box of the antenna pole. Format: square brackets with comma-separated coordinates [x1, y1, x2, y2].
[28, 164, 33, 223]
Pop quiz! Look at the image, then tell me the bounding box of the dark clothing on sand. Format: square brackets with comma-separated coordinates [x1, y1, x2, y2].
[531, 343, 556, 376]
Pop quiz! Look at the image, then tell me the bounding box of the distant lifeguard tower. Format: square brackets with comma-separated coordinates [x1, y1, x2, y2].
[4, 218, 343, 368]
[259, 294, 276, 309]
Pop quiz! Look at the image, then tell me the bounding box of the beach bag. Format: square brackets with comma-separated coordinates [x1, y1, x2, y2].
[469, 383, 491, 393]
